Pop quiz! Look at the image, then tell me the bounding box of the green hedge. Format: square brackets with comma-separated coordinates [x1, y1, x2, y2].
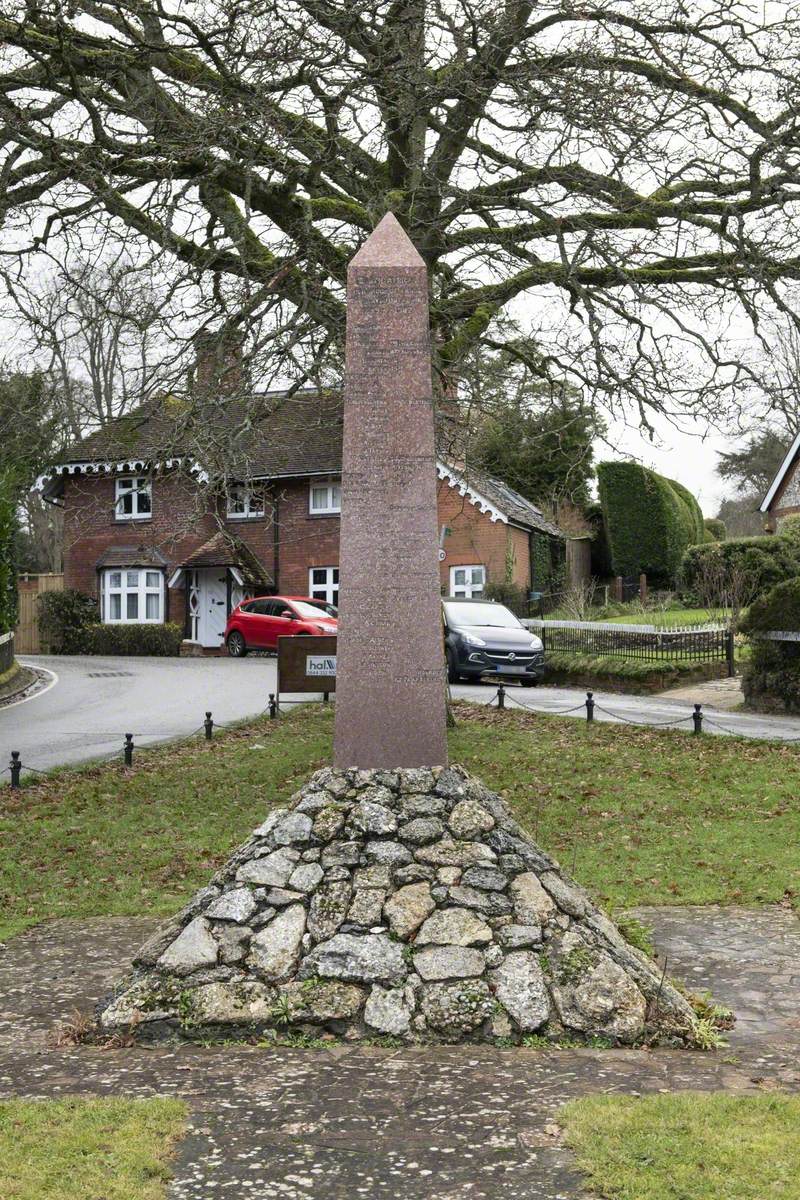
[680, 533, 800, 607]
[596, 462, 705, 586]
[82, 623, 183, 656]
[38, 589, 99, 653]
[704, 517, 727, 542]
[0, 473, 17, 635]
[740, 579, 800, 712]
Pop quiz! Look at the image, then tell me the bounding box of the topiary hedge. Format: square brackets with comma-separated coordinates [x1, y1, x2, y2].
[596, 462, 705, 586]
[82, 622, 183, 656]
[740, 578, 800, 712]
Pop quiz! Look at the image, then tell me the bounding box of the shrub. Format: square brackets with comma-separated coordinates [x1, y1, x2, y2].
[37, 589, 98, 653]
[741, 578, 800, 712]
[704, 517, 726, 542]
[82, 623, 183, 656]
[0, 474, 17, 635]
[484, 580, 527, 612]
[680, 532, 800, 617]
[596, 462, 705, 586]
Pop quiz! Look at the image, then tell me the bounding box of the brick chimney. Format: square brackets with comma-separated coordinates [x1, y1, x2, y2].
[191, 327, 247, 397]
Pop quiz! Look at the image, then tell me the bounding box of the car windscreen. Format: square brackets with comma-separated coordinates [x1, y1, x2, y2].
[443, 602, 521, 629]
[291, 601, 337, 620]
[307, 600, 338, 617]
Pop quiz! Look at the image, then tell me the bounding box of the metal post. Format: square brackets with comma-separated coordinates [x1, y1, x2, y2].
[726, 629, 736, 677]
[692, 704, 703, 736]
[585, 691, 595, 722]
[269, 693, 278, 720]
[497, 683, 506, 709]
[204, 711, 214, 740]
[9, 751, 21, 789]
[323, 692, 329, 704]
[124, 732, 134, 765]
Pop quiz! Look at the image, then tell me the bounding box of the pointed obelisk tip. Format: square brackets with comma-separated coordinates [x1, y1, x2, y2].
[350, 212, 425, 269]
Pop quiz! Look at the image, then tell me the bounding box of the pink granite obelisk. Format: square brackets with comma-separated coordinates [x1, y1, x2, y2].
[333, 214, 448, 768]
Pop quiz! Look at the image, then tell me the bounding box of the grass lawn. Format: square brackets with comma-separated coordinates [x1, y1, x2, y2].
[1, 702, 798, 941]
[604, 607, 725, 627]
[0, 1096, 187, 1200]
[561, 1092, 800, 1200]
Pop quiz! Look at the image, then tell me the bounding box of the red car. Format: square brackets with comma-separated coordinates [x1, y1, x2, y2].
[225, 595, 338, 656]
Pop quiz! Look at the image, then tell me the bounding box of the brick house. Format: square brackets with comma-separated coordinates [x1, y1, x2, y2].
[761, 434, 800, 531]
[38, 390, 564, 651]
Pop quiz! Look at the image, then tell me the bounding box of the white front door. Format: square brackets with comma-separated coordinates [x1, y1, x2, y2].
[197, 568, 229, 648]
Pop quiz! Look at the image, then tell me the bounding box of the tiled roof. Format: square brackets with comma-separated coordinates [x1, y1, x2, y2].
[95, 546, 167, 569]
[180, 532, 273, 586]
[54, 389, 343, 480]
[47, 390, 564, 538]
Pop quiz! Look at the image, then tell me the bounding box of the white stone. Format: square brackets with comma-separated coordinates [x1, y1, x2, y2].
[268, 811, 314, 845]
[205, 887, 257, 923]
[416, 907, 493, 947]
[510, 872, 557, 925]
[191, 981, 277, 1023]
[383, 883, 435, 939]
[448, 799, 495, 839]
[288, 862, 325, 892]
[158, 917, 218, 975]
[301, 933, 407, 986]
[492, 951, 549, 1031]
[364, 985, 414, 1035]
[413, 946, 485, 981]
[237, 848, 298, 888]
[247, 905, 307, 981]
[348, 796, 398, 835]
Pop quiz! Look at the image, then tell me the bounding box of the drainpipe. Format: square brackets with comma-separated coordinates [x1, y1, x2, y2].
[272, 491, 280, 593]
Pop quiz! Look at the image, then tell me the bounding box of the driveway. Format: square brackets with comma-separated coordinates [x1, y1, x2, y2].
[4, 655, 284, 776]
[450, 679, 800, 742]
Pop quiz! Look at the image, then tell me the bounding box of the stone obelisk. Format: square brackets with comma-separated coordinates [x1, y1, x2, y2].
[333, 214, 448, 768]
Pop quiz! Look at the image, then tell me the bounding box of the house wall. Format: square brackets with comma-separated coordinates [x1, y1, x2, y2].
[767, 457, 800, 531]
[275, 477, 342, 594]
[59, 470, 537, 632]
[435, 480, 531, 593]
[60, 470, 280, 631]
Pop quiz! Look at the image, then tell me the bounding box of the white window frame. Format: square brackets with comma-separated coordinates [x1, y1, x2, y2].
[309, 566, 339, 607]
[227, 483, 266, 520]
[309, 477, 342, 515]
[114, 475, 152, 521]
[450, 564, 486, 599]
[101, 568, 165, 624]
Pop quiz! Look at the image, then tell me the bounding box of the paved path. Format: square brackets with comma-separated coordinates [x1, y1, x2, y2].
[451, 680, 800, 742]
[5, 655, 286, 775]
[1, 907, 798, 1197]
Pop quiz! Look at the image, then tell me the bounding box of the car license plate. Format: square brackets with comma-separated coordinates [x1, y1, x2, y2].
[498, 664, 527, 674]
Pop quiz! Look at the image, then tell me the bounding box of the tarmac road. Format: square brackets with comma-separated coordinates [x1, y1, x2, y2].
[5, 655, 800, 779]
[4, 654, 283, 776]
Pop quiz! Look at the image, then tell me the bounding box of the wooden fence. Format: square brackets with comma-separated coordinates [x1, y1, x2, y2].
[15, 574, 64, 653]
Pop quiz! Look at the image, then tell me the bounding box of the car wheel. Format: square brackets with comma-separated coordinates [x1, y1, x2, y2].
[523, 675, 538, 687]
[446, 649, 460, 684]
[227, 631, 247, 657]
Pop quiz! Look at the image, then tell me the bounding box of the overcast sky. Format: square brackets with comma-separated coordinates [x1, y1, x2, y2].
[603, 412, 733, 518]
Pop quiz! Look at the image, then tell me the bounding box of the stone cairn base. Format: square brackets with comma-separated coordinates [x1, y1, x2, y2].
[99, 765, 697, 1045]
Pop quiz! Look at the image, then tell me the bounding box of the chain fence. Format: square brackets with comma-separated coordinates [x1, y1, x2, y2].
[2, 690, 293, 787]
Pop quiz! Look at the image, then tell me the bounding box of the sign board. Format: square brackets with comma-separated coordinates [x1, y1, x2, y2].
[307, 653, 337, 676]
[277, 635, 337, 697]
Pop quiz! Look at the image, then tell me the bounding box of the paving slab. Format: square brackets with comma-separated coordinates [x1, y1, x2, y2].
[1, 907, 798, 1198]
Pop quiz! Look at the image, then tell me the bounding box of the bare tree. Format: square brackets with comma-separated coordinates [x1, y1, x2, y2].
[2, 253, 182, 440]
[2, 2, 800, 420]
